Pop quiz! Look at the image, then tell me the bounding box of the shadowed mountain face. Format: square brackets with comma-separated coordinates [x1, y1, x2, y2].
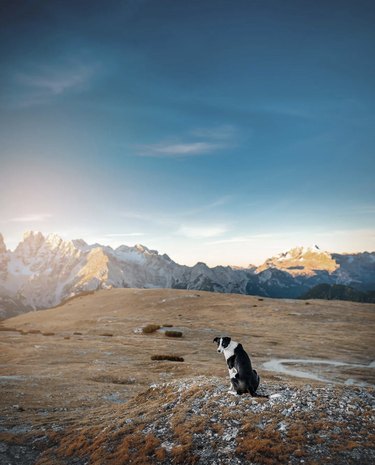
[300, 284, 375, 303]
[0, 233, 374, 318]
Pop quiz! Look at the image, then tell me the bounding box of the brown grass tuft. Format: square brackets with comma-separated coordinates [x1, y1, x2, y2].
[237, 422, 305, 465]
[104, 430, 162, 465]
[151, 355, 184, 362]
[165, 330, 183, 338]
[171, 444, 199, 464]
[142, 324, 161, 334]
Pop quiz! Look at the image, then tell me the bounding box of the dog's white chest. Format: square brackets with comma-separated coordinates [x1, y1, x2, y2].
[223, 341, 238, 360]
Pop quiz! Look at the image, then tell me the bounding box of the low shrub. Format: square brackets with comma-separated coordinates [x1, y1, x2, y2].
[42, 332, 55, 336]
[165, 330, 183, 338]
[142, 324, 161, 334]
[73, 332, 83, 335]
[163, 324, 174, 327]
[151, 355, 184, 362]
[99, 332, 113, 337]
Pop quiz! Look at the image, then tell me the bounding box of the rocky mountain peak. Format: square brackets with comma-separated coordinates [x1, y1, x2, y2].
[287, 245, 326, 257]
[134, 244, 149, 253]
[257, 245, 338, 276]
[134, 244, 159, 255]
[15, 231, 46, 258]
[23, 230, 44, 241]
[72, 239, 88, 250]
[45, 233, 64, 249]
[0, 233, 7, 254]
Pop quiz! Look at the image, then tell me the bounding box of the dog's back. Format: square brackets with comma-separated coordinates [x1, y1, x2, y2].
[231, 343, 260, 395]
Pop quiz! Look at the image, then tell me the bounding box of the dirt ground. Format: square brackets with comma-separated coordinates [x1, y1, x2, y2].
[0, 288, 374, 464]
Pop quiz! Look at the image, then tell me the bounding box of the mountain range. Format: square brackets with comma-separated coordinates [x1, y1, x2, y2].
[0, 231, 374, 319]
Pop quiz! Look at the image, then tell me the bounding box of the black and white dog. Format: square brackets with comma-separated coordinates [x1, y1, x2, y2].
[213, 336, 268, 398]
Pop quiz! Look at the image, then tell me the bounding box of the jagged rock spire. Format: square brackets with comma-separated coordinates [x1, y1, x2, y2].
[0, 233, 7, 254]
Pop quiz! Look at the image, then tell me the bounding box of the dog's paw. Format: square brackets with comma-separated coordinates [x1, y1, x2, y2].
[228, 390, 238, 396]
[228, 367, 238, 378]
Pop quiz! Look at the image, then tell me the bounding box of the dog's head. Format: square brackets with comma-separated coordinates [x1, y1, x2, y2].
[213, 336, 231, 353]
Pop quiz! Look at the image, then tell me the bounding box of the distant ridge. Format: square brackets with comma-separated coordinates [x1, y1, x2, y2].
[0, 231, 374, 318]
[300, 283, 375, 303]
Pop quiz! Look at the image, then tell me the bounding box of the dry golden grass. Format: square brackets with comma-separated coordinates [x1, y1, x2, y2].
[0, 288, 374, 420]
[0, 288, 374, 464]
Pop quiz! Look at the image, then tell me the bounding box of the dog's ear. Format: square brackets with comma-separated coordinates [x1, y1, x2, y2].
[213, 337, 220, 344]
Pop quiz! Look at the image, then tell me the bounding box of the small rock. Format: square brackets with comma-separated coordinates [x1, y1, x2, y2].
[0, 442, 8, 453]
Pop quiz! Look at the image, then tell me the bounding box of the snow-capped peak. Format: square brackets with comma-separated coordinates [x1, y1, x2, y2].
[256, 245, 338, 276]
[287, 245, 325, 256]
[22, 230, 45, 242]
[15, 231, 45, 257]
[45, 233, 64, 249]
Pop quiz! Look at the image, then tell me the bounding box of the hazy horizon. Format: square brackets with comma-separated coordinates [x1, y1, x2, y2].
[1, 1, 374, 267]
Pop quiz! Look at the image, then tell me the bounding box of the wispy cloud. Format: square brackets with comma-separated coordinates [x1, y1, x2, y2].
[17, 67, 91, 95]
[137, 141, 222, 157]
[208, 233, 279, 245]
[104, 232, 145, 237]
[137, 124, 237, 158]
[178, 224, 228, 239]
[181, 196, 234, 217]
[350, 205, 375, 215]
[190, 124, 238, 140]
[10, 60, 99, 107]
[9, 213, 52, 223]
[119, 197, 233, 228]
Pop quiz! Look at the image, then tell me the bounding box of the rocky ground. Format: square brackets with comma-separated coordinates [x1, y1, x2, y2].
[1, 377, 374, 465]
[0, 289, 374, 464]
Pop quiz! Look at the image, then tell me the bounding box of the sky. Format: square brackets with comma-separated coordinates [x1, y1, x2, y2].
[0, 0, 374, 266]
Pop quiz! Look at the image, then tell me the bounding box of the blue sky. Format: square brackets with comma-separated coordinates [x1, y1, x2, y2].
[0, 0, 374, 265]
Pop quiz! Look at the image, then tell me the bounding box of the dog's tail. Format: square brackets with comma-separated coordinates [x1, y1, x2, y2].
[252, 392, 269, 399]
[249, 387, 269, 398]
